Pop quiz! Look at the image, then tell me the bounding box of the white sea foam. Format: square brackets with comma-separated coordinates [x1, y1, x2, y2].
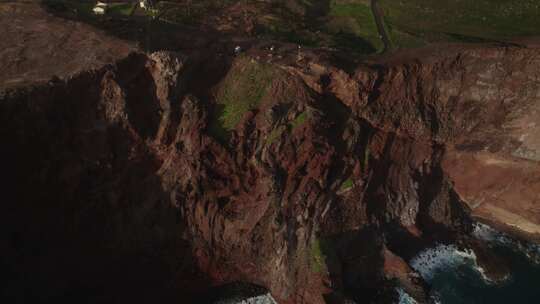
[409, 244, 494, 283]
[410, 244, 471, 281]
[430, 295, 443, 304]
[472, 222, 512, 244]
[240, 293, 278, 304]
[409, 223, 531, 287]
[406, 222, 540, 303]
[473, 222, 540, 264]
[396, 288, 418, 304]
[220, 293, 278, 304]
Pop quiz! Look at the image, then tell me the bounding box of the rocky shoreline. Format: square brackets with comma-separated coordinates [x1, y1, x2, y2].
[401, 220, 540, 303]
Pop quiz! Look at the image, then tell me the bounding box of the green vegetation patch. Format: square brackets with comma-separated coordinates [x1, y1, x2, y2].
[209, 57, 278, 143]
[254, 0, 384, 53]
[108, 3, 135, 16]
[309, 237, 339, 274]
[362, 147, 370, 170]
[310, 238, 327, 273]
[265, 111, 310, 145]
[266, 125, 286, 145]
[379, 0, 540, 46]
[290, 111, 308, 130]
[340, 178, 354, 191]
[326, 2, 383, 53]
[386, 23, 427, 49]
[156, 1, 216, 25]
[257, 10, 320, 47]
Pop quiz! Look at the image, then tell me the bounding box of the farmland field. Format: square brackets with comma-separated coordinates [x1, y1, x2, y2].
[42, 0, 540, 53]
[379, 0, 540, 47]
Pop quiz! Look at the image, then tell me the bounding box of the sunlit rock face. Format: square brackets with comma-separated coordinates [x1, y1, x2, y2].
[2, 34, 540, 304]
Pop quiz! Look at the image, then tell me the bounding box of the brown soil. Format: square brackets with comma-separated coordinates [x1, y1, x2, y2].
[0, 1, 135, 88]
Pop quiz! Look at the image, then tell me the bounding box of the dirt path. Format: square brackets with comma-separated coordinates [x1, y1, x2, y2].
[370, 0, 392, 52]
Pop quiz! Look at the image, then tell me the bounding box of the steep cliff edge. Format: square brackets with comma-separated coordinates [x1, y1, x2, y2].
[2, 41, 540, 303]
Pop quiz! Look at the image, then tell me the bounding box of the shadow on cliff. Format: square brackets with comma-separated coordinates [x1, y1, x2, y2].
[0, 55, 211, 303]
[318, 227, 395, 304]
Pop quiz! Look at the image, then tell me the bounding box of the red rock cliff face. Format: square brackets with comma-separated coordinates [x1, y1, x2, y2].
[2, 44, 540, 303]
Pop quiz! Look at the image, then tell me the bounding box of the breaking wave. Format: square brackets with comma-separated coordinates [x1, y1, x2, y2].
[410, 244, 492, 283]
[472, 222, 540, 263]
[404, 222, 540, 303]
[216, 293, 278, 304]
[396, 288, 418, 304]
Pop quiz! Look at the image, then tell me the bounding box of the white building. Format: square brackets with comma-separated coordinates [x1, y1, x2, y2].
[93, 1, 108, 15]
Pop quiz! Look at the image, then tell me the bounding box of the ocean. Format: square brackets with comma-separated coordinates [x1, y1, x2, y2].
[399, 223, 540, 304]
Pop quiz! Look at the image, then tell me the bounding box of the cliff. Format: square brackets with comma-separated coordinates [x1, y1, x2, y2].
[2, 4, 540, 303]
[2, 42, 540, 303]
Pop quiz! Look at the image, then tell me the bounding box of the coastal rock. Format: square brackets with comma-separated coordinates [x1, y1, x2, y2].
[3, 5, 540, 302]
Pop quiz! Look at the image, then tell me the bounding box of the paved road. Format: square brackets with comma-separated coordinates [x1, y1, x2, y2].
[370, 0, 392, 52]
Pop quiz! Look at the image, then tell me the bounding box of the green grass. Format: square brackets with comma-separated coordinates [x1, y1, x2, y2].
[386, 23, 427, 48]
[262, 26, 319, 47]
[265, 111, 310, 145]
[362, 147, 370, 170]
[108, 3, 134, 16]
[379, 0, 540, 47]
[254, 0, 383, 53]
[259, 0, 540, 51]
[326, 2, 383, 52]
[156, 1, 212, 25]
[309, 237, 340, 274]
[257, 9, 320, 47]
[340, 178, 354, 191]
[310, 238, 327, 273]
[209, 57, 277, 143]
[266, 125, 286, 145]
[290, 112, 308, 130]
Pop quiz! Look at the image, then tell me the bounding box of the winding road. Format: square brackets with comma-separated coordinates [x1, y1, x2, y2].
[370, 0, 392, 52]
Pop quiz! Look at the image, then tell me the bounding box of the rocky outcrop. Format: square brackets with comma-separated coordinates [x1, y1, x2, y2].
[2, 42, 540, 304]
